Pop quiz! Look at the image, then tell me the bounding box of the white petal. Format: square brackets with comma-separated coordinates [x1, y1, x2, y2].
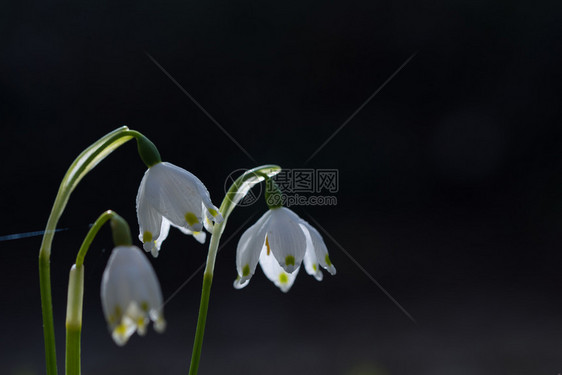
[191, 231, 206, 244]
[203, 214, 214, 234]
[144, 162, 207, 232]
[152, 313, 166, 333]
[202, 202, 219, 234]
[125, 302, 147, 336]
[196, 183, 223, 224]
[266, 208, 306, 273]
[111, 317, 136, 346]
[235, 211, 271, 284]
[101, 246, 165, 345]
[233, 275, 250, 290]
[170, 219, 207, 244]
[300, 224, 323, 281]
[301, 220, 336, 275]
[137, 162, 216, 252]
[150, 218, 171, 257]
[136, 172, 163, 256]
[259, 249, 300, 292]
[103, 247, 163, 315]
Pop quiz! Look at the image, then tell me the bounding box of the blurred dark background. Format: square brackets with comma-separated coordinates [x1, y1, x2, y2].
[1, 0, 561, 374]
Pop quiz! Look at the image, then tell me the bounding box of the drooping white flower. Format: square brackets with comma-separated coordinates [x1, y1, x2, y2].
[136, 161, 223, 257]
[233, 207, 336, 292]
[101, 245, 166, 346]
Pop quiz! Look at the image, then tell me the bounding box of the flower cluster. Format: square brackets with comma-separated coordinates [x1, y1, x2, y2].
[45, 127, 341, 375]
[234, 207, 336, 292]
[100, 158, 336, 350]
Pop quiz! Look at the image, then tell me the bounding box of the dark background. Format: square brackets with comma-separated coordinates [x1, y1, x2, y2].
[1, 0, 561, 374]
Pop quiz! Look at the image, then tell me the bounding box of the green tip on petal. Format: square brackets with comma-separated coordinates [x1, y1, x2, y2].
[143, 231, 153, 243]
[154, 316, 166, 333]
[115, 323, 128, 336]
[242, 264, 250, 277]
[208, 208, 218, 217]
[285, 255, 295, 266]
[325, 255, 332, 267]
[185, 212, 199, 227]
[279, 273, 289, 284]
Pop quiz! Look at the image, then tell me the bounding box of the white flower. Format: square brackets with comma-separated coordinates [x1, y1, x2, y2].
[233, 207, 336, 292]
[136, 162, 223, 257]
[101, 245, 166, 346]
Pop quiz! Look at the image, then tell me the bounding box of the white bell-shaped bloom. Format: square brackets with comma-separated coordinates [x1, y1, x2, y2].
[233, 207, 336, 292]
[101, 245, 166, 346]
[136, 161, 223, 257]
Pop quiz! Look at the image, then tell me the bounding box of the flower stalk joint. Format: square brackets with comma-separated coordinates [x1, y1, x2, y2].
[110, 214, 133, 247]
[135, 134, 161, 168]
[265, 178, 283, 209]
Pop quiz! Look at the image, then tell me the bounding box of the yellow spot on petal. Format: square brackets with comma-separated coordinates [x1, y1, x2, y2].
[114, 322, 128, 336]
[114, 305, 122, 318]
[136, 316, 148, 335]
[325, 255, 332, 267]
[185, 212, 199, 226]
[108, 314, 116, 325]
[208, 208, 218, 217]
[140, 301, 149, 312]
[142, 231, 152, 243]
[242, 264, 250, 277]
[265, 236, 271, 256]
[279, 273, 289, 284]
[285, 255, 295, 266]
[312, 264, 318, 272]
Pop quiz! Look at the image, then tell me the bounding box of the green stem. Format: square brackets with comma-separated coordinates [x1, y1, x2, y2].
[76, 211, 115, 268]
[39, 127, 131, 375]
[65, 327, 81, 375]
[39, 250, 57, 375]
[39, 126, 154, 375]
[188, 165, 281, 375]
[65, 265, 84, 375]
[188, 221, 224, 375]
[65, 210, 131, 375]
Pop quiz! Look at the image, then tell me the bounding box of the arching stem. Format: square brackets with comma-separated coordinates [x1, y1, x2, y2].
[188, 165, 281, 375]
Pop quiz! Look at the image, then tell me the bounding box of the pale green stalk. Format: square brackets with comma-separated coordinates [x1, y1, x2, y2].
[188, 165, 280, 375]
[65, 265, 83, 375]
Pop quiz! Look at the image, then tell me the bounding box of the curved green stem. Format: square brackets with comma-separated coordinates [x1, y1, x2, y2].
[188, 165, 281, 375]
[75, 211, 115, 268]
[66, 210, 131, 375]
[39, 126, 155, 375]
